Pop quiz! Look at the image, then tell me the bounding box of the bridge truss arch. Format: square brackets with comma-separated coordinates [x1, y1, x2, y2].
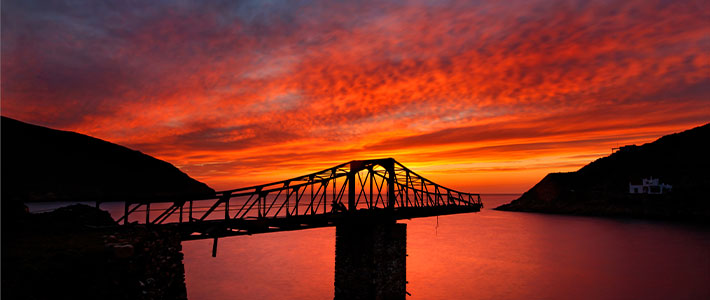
[117, 158, 482, 240]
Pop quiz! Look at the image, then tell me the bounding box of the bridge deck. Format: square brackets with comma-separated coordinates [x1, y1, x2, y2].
[179, 205, 481, 240]
[117, 158, 484, 243]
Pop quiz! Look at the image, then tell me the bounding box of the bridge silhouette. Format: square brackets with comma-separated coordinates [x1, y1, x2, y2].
[116, 158, 482, 298]
[117, 158, 482, 242]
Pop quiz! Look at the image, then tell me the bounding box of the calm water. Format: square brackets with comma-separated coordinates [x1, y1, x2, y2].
[28, 195, 710, 299]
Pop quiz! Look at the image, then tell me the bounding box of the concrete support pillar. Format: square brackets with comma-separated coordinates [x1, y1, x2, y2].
[347, 171, 356, 211]
[383, 158, 396, 209]
[334, 221, 406, 300]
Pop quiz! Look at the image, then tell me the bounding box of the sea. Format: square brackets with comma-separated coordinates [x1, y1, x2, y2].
[27, 194, 710, 299]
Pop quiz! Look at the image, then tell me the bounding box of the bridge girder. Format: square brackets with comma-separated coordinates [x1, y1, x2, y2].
[116, 158, 482, 240]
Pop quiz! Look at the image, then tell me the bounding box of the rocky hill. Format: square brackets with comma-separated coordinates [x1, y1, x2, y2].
[1, 116, 215, 205]
[496, 123, 710, 221]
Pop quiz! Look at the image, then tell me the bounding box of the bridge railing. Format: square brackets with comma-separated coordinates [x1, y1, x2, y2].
[116, 158, 482, 225]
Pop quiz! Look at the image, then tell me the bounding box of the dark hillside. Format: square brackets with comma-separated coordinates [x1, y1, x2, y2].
[496, 123, 710, 221]
[1, 116, 215, 205]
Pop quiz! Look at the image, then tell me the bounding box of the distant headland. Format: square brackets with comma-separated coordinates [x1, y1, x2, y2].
[496, 123, 710, 222]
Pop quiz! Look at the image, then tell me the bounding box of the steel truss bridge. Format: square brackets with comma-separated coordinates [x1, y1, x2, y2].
[117, 158, 482, 242]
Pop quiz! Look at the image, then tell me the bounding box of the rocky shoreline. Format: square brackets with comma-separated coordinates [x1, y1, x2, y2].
[495, 123, 710, 223]
[495, 173, 709, 223]
[1, 116, 216, 299]
[2, 204, 187, 300]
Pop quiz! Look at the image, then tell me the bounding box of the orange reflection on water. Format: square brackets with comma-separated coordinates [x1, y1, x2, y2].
[183, 227, 335, 299]
[181, 195, 710, 299]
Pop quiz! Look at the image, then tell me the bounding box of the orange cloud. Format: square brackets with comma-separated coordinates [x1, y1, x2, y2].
[2, 0, 708, 193]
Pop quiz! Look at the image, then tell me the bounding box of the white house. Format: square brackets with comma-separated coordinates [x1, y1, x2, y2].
[629, 177, 672, 194]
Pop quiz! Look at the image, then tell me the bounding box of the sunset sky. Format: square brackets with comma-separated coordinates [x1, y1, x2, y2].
[2, 0, 709, 193]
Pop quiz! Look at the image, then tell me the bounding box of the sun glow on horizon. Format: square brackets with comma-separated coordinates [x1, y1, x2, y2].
[2, 0, 708, 193]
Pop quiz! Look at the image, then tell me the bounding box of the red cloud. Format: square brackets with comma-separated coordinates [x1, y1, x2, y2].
[2, 0, 708, 192]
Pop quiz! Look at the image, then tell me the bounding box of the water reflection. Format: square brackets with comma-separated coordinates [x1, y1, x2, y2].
[26, 195, 710, 299]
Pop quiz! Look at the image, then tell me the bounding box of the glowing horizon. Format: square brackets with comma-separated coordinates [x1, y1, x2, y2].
[2, 0, 708, 193]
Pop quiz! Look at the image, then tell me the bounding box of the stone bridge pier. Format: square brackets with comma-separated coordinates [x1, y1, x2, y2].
[334, 220, 407, 300]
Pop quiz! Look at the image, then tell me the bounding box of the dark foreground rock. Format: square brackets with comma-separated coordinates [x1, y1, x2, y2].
[2, 204, 187, 300]
[496, 123, 710, 222]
